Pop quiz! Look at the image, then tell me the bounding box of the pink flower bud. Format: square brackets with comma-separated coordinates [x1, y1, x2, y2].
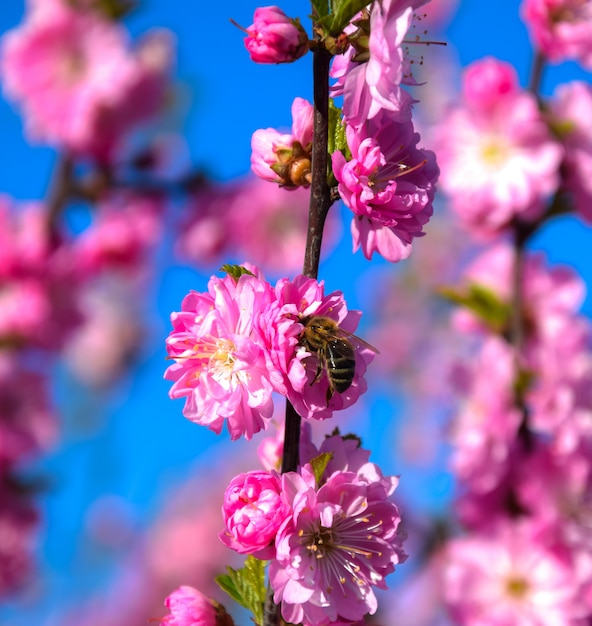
[161, 586, 217, 626]
[463, 57, 519, 110]
[219, 470, 289, 559]
[244, 6, 308, 64]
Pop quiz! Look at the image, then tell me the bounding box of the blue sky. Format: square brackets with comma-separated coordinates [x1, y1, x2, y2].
[0, 1, 591, 624]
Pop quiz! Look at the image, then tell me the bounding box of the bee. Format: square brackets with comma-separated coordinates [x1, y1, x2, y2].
[299, 315, 379, 403]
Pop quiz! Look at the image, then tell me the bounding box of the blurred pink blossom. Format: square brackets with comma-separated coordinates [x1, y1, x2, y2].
[448, 336, 522, 493]
[550, 81, 592, 222]
[522, 0, 592, 68]
[63, 284, 143, 388]
[177, 176, 338, 275]
[445, 519, 586, 625]
[0, 0, 172, 161]
[0, 355, 57, 467]
[75, 193, 163, 276]
[433, 57, 563, 237]
[0, 480, 39, 598]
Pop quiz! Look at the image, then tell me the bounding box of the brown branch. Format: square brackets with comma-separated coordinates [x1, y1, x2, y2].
[281, 44, 333, 476]
[268, 30, 334, 626]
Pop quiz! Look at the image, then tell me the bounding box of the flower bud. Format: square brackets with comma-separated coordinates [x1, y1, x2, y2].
[219, 470, 289, 559]
[161, 586, 233, 626]
[244, 6, 308, 64]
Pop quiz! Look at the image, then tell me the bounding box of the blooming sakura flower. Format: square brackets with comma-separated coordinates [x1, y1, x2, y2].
[160, 586, 219, 626]
[164, 269, 278, 440]
[550, 81, 592, 223]
[332, 110, 438, 262]
[331, 0, 427, 127]
[244, 6, 308, 64]
[251, 97, 313, 188]
[444, 520, 585, 625]
[432, 57, 562, 237]
[0, 0, 172, 161]
[522, 0, 592, 68]
[219, 470, 289, 558]
[166, 269, 375, 431]
[270, 464, 405, 626]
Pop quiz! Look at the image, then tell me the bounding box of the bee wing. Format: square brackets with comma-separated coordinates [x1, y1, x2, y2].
[335, 328, 380, 354]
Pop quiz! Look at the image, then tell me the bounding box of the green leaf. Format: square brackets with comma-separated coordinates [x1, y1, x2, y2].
[327, 99, 349, 189]
[327, 0, 370, 35]
[439, 283, 511, 334]
[311, 0, 330, 19]
[215, 556, 267, 626]
[310, 452, 334, 486]
[220, 264, 255, 282]
[328, 99, 348, 158]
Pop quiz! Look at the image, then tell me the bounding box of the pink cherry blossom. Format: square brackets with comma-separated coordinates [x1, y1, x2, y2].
[161, 585, 217, 626]
[332, 0, 427, 127]
[219, 470, 289, 558]
[164, 268, 279, 440]
[270, 465, 406, 626]
[432, 57, 563, 237]
[244, 6, 308, 64]
[332, 110, 438, 262]
[522, 0, 592, 68]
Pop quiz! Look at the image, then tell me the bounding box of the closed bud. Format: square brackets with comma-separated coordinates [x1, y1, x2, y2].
[244, 6, 309, 64]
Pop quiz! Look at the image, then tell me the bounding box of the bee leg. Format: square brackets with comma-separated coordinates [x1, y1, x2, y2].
[325, 384, 334, 404]
[310, 358, 324, 386]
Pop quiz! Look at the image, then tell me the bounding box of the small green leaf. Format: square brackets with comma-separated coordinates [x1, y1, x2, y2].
[327, 0, 370, 35]
[220, 264, 255, 282]
[328, 99, 348, 158]
[310, 452, 334, 486]
[311, 0, 330, 19]
[215, 556, 267, 626]
[439, 284, 511, 334]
